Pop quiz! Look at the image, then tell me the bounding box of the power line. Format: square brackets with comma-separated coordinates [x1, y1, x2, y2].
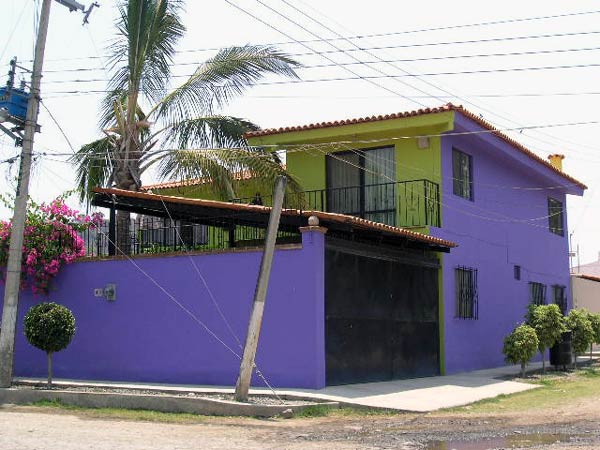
[38, 61, 600, 87]
[250, 0, 600, 156]
[25, 8, 600, 63]
[39, 44, 600, 75]
[0, 0, 30, 63]
[224, 0, 428, 107]
[39, 100, 76, 152]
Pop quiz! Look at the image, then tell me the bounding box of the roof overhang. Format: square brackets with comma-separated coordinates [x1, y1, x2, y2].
[243, 103, 586, 193]
[246, 107, 454, 146]
[92, 187, 456, 253]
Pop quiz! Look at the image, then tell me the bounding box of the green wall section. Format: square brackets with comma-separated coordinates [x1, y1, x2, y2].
[150, 177, 270, 203]
[438, 253, 446, 375]
[254, 112, 452, 231]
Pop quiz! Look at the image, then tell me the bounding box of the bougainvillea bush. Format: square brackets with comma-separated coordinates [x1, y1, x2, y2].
[0, 195, 103, 294]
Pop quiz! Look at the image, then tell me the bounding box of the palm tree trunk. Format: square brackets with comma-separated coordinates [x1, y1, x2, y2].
[113, 155, 139, 255]
[116, 209, 132, 255]
[47, 352, 53, 388]
[520, 362, 526, 378]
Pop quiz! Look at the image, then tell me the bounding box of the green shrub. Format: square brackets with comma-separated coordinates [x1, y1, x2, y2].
[565, 308, 594, 362]
[503, 323, 539, 377]
[529, 304, 566, 373]
[589, 313, 600, 345]
[24, 303, 76, 387]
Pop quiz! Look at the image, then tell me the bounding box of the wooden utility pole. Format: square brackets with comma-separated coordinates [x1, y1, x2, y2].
[0, 0, 54, 388]
[234, 176, 287, 402]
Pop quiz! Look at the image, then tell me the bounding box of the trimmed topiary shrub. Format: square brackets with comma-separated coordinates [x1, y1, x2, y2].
[566, 308, 594, 366]
[24, 303, 76, 387]
[503, 323, 539, 378]
[529, 304, 566, 373]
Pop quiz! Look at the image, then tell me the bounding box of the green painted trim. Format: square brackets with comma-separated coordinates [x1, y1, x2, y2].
[247, 111, 454, 146]
[438, 253, 446, 375]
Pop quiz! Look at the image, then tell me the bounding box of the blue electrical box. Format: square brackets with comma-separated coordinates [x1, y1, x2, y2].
[0, 86, 29, 122]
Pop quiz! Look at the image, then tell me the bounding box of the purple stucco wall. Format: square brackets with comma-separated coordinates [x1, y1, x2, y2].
[432, 113, 582, 374]
[3, 229, 326, 389]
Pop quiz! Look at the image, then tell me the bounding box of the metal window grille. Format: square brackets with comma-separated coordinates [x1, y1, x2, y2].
[552, 285, 567, 314]
[452, 148, 473, 201]
[455, 266, 478, 319]
[548, 198, 564, 236]
[529, 282, 547, 306]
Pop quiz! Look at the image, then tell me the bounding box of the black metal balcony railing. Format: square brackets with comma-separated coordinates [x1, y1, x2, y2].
[80, 217, 301, 258]
[233, 179, 440, 228]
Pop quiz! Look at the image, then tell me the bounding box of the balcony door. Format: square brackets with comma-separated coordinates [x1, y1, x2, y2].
[326, 146, 396, 225]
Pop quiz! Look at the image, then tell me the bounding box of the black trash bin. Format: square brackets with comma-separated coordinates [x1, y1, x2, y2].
[550, 331, 573, 369]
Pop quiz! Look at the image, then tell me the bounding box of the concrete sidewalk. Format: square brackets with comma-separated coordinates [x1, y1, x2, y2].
[15, 361, 560, 413]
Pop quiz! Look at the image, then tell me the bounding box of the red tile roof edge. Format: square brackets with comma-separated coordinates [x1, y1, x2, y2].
[571, 273, 600, 283]
[93, 187, 457, 249]
[141, 166, 287, 191]
[243, 103, 586, 190]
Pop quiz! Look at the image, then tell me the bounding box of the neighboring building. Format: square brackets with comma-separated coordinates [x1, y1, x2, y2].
[571, 273, 600, 315]
[572, 253, 600, 277]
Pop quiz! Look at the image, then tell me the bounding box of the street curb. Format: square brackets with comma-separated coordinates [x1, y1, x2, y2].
[0, 388, 339, 417]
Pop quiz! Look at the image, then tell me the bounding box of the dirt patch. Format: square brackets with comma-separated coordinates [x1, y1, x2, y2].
[13, 383, 314, 406]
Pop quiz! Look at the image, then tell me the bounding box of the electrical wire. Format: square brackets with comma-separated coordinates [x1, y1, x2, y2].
[37, 61, 600, 87]
[0, 0, 31, 63]
[156, 196, 283, 402]
[25, 8, 600, 63]
[268, 0, 600, 155]
[32, 118, 600, 157]
[40, 44, 600, 75]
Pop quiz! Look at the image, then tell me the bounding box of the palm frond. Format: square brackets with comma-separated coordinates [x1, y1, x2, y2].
[150, 45, 299, 123]
[108, 0, 185, 105]
[153, 147, 301, 200]
[70, 137, 115, 203]
[162, 115, 259, 149]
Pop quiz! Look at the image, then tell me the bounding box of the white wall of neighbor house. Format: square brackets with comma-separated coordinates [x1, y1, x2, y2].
[571, 276, 600, 314]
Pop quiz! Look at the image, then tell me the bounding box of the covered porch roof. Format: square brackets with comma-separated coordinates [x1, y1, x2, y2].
[91, 187, 456, 253]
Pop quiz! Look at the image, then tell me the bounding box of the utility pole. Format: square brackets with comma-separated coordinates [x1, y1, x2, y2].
[0, 0, 97, 388]
[234, 176, 287, 402]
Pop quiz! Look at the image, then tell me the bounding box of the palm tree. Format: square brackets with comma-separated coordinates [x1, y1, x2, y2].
[71, 0, 301, 251]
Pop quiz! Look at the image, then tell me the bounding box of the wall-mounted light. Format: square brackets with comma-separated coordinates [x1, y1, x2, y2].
[417, 136, 430, 149]
[93, 283, 117, 301]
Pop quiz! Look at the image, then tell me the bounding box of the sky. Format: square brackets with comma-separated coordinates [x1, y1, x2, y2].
[0, 0, 599, 264]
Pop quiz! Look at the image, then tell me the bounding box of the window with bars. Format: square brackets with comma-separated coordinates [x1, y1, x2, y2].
[552, 285, 567, 314]
[455, 266, 478, 319]
[529, 282, 546, 306]
[452, 148, 473, 201]
[548, 198, 564, 236]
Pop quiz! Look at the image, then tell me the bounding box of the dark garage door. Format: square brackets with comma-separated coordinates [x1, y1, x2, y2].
[325, 242, 440, 385]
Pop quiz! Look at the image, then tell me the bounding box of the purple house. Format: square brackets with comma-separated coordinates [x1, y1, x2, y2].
[3, 104, 585, 389]
[245, 103, 586, 377]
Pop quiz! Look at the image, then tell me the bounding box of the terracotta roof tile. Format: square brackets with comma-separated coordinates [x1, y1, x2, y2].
[92, 187, 456, 249]
[572, 273, 600, 283]
[244, 103, 586, 190]
[142, 169, 256, 191]
[141, 166, 286, 191]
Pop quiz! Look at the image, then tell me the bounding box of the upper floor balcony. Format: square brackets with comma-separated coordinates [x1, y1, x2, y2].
[232, 179, 440, 229]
